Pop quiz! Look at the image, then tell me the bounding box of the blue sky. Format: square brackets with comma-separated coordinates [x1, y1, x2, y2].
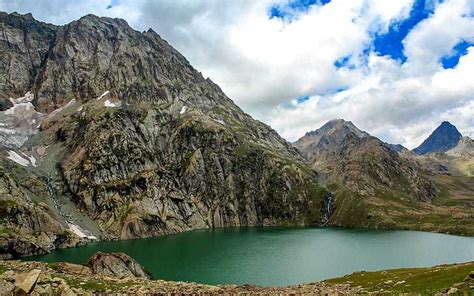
[373, 0, 435, 63]
[1, 0, 473, 148]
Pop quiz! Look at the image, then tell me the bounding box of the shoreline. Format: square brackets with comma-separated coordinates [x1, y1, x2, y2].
[1, 259, 472, 294]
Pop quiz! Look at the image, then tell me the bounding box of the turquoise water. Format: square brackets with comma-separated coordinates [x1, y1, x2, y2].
[28, 227, 474, 286]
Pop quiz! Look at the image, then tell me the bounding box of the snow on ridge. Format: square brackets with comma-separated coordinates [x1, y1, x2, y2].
[213, 118, 226, 125]
[4, 101, 35, 115]
[28, 154, 37, 167]
[11, 91, 34, 104]
[47, 99, 76, 119]
[180, 106, 188, 114]
[1, 92, 44, 148]
[68, 223, 97, 240]
[97, 90, 110, 100]
[7, 150, 32, 167]
[104, 99, 121, 108]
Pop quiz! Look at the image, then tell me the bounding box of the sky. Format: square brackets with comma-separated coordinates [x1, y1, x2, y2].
[1, 0, 473, 148]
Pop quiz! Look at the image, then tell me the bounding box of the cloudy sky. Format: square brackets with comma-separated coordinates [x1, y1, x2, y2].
[1, 0, 473, 148]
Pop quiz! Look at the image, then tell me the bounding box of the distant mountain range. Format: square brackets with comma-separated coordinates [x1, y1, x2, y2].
[293, 119, 473, 234]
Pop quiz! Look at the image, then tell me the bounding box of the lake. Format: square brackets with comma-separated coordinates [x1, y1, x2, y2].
[27, 227, 474, 286]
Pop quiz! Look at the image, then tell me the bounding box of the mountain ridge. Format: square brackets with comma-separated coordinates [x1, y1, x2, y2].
[293, 119, 473, 235]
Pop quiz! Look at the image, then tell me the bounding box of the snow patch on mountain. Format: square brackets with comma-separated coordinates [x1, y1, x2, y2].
[68, 223, 97, 240]
[0, 92, 44, 148]
[104, 99, 121, 108]
[47, 99, 76, 119]
[97, 90, 110, 100]
[7, 150, 36, 167]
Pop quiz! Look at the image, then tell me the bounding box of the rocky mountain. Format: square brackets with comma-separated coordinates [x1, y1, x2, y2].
[413, 121, 462, 155]
[0, 165, 83, 259]
[294, 119, 435, 200]
[446, 136, 474, 157]
[0, 12, 327, 258]
[293, 119, 473, 234]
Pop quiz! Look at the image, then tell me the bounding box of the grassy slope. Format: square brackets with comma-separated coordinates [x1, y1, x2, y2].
[327, 173, 474, 236]
[326, 262, 474, 294]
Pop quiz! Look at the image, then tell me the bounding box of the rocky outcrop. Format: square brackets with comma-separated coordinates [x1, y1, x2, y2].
[0, 12, 57, 100]
[446, 137, 474, 158]
[0, 165, 83, 258]
[88, 252, 151, 279]
[0, 97, 12, 111]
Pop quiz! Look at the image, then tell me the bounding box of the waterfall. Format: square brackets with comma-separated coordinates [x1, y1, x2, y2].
[321, 192, 334, 226]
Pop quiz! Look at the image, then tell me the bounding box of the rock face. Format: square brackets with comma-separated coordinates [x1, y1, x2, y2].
[294, 119, 438, 229]
[0, 165, 82, 259]
[413, 121, 462, 155]
[0, 97, 12, 111]
[446, 137, 474, 157]
[0, 12, 325, 255]
[0, 12, 57, 100]
[88, 252, 151, 279]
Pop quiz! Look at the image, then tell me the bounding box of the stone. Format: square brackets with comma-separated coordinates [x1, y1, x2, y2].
[14, 269, 42, 293]
[88, 252, 152, 279]
[0, 279, 15, 294]
[447, 287, 458, 294]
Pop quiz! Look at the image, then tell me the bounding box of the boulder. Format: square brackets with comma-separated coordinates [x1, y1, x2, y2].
[87, 252, 151, 279]
[14, 269, 41, 293]
[0, 98, 13, 111]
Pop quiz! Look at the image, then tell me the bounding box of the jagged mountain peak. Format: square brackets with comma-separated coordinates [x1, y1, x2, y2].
[76, 13, 131, 29]
[319, 119, 369, 138]
[297, 119, 370, 152]
[413, 121, 462, 155]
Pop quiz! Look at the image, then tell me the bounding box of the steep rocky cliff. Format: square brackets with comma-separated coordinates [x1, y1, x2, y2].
[0, 165, 82, 259]
[0, 12, 325, 256]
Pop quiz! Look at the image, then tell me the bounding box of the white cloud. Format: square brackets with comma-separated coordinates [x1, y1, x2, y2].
[1, 0, 473, 149]
[403, 0, 474, 74]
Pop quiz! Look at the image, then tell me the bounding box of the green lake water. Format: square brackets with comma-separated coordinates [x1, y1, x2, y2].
[27, 227, 474, 286]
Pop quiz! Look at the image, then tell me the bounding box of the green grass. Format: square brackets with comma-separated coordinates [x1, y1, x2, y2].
[0, 199, 17, 208]
[325, 262, 474, 294]
[62, 276, 131, 292]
